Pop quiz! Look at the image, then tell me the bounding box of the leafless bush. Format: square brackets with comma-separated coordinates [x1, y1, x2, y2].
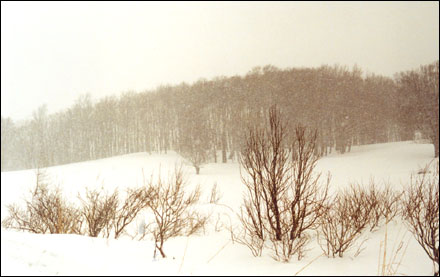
[234, 209, 265, 257]
[113, 186, 151, 239]
[77, 185, 150, 239]
[277, 126, 330, 262]
[78, 187, 118, 237]
[269, 228, 310, 262]
[366, 181, 402, 232]
[145, 165, 207, 258]
[2, 169, 151, 240]
[317, 184, 371, 258]
[238, 106, 329, 262]
[186, 211, 210, 236]
[2, 173, 82, 234]
[402, 161, 439, 275]
[365, 181, 382, 231]
[380, 184, 402, 224]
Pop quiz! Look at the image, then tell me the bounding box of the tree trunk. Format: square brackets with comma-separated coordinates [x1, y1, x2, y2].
[156, 240, 166, 258]
[221, 132, 227, 163]
[195, 166, 200, 175]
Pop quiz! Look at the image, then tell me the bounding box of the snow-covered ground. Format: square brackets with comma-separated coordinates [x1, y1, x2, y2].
[1, 141, 438, 275]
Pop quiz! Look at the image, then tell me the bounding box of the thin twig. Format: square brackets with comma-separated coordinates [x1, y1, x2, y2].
[294, 253, 325, 276]
[178, 236, 190, 273]
[206, 240, 231, 264]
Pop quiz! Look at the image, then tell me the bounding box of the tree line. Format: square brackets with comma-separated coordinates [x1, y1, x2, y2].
[1, 61, 438, 172]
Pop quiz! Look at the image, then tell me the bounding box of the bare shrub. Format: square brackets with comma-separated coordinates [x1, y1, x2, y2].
[366, 181, 402, 232]
[113, 186, 151, 239]
[2, 169, 150, 239]
[239, 106, 329, 262]
[145, 165, 207, 258]
[78, 185, 149, 239]
[78, 187, 118, 237]
[234, 209, 265, 257]
[2, 174, 82, 234]
[379, 183, 402, 224]
[365, 180, 382, 231]
[278, 126, 330, 262]
[269, 228, 310, 262]
[186, 211, 210, 236]
[317, 184, 371, 258]
[402, 161, 439, 275]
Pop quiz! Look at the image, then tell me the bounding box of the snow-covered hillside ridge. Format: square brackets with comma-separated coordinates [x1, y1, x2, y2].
[1, 141, 438, 275]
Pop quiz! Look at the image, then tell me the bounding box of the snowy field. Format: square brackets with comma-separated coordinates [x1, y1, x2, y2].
[1, 141, 438, 276]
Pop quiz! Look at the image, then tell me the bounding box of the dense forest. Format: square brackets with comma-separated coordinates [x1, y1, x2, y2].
[1, 61, 438, 172]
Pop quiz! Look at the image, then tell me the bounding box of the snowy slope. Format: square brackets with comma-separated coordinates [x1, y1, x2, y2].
[1, 141, 437, 276]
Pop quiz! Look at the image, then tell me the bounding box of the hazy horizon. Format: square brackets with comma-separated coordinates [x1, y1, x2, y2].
[1, 1, 439, 121]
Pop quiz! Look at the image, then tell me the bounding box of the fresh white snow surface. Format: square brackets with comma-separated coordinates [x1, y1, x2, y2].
[1, 141, 438, 275]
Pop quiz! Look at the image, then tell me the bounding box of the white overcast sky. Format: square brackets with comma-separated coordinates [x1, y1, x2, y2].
[1, 1, 439, 121]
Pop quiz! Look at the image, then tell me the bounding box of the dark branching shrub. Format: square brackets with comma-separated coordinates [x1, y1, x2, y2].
[234, 207, 266, 257]
[402, 161, 439, 275]
[366, 181, 382, 231]
[78, 187, 118, 237]
[238, 106, 329, 262]
[379, 184, 402, 224]
[113, 186, 151, 239]
[366, 181, 402, 232]
[145, 165, 207, 258]
[317, 184, 371, 258]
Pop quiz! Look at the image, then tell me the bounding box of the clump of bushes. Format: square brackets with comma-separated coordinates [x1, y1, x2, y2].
[2, 166, 209, 259]
[2, 170, 82, 234]
[317, 184, 371, 258]
[402, 161, 439, 276]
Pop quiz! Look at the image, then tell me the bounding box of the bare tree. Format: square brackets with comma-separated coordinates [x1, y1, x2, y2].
[402, 161, 439, 275]
[239, 106, 290, 243]
[177, 96, 211, 175]
[239, 106, 329, 261]
[396, 61, 439, 157]
[178, 137, 210, 175]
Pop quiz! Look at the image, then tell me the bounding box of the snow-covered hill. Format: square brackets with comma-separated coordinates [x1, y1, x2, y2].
[1, 141, 437, 275]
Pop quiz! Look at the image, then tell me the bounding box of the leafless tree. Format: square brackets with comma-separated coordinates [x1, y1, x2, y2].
[402, 161, 439, 275]
[239, 106, 329, 261]
[395, 61, 439, 157]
